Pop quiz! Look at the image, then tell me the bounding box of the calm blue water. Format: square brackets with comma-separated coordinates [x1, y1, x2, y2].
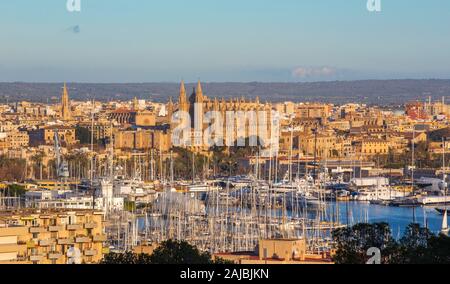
[139, 200, 447, 239]
[325, 202, 445, 237]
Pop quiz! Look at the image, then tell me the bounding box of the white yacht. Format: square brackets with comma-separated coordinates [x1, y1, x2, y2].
[355, 186, 404, 202]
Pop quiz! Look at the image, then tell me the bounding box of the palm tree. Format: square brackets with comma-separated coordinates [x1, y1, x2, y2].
[31, 151, 45, 180]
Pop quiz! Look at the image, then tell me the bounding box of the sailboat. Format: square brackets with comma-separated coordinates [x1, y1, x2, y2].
[441, 209, 449, 234]
[441, 137, 449, 235]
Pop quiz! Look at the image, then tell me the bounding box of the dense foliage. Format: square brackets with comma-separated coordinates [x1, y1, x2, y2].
[0, 156, 26, 181]
[332, 223, 450, 264]
[100, 240, 233, 264]
[149, 239, 214, 264]
[1, 184, 26, 197]
[100, 251, 153, 264]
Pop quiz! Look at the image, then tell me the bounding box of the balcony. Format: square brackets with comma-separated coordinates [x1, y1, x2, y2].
[27, 240, 37, 248]
[57, 238, 74, 245]
[48, 252, 63, 260]
[0, 226, 28, 237]
[48, 225, 63, 232]
[75, 236, 91, 243]
[84, 222, 97, 229]
[39, 239, 55, 247]
[0, 244, 24, 253]
[29, 227, 46, 233]
[66, 224, 82, 231]
[93, 235, 107, 242]
[84, 249, 97, 256]
[29, 254, 44, 262]
[17, 255, 28, 262]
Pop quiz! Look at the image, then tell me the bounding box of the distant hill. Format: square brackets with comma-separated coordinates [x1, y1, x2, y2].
[0, 79, 450, 105]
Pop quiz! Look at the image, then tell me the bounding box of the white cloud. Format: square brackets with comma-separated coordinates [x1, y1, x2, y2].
[291, 66, 336, 78]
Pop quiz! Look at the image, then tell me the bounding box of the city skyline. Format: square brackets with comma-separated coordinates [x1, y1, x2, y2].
[1, 0, 450, 82]
[2, 0, 450, 269]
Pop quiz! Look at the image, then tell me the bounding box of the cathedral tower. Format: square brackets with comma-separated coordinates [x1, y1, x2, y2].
[61, 82, 72, 120]
[178, 80, 189, 113]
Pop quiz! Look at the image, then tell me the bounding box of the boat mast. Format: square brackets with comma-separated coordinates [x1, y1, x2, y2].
[412, 126, 416, 223]
[443, 137, 448, 234]
[289, 121, 294, 183]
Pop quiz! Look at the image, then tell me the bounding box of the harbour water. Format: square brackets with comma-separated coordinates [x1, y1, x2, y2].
[138, 200, 447, 242]
[324, 202, 445, 237]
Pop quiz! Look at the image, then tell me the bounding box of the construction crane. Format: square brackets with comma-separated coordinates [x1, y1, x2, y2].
[54, 131, 69, 180]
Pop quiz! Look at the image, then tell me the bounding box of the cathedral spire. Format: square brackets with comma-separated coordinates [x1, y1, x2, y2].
[179, 80, 188, 112]
[167, 96, 174, 123]
[196, 80, 203, 100]
[190, 80, 204, 104]
[133, 97, 139, 111]
[221, 97, 226, 111]
[61, 82, 71, 120]
[179, 80, 187, 104]
[214, 97, 219, 111]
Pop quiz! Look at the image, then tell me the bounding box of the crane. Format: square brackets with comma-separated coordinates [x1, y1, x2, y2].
[54, 131, 69, 180]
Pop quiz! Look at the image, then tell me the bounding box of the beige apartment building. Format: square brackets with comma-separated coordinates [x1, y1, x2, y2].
[275, 102, 296, 115]
[214, 238, 333, 264]
[7, 131, 30, 148]
[29, 126, 77, 146]
[296, 103, 331, 119]
[299, 133, 344, 159]
[353, 138, 390, 157]
[0, 210, 107, 264]
[79, 120, 113, 141]
[114, 128, 171, 152]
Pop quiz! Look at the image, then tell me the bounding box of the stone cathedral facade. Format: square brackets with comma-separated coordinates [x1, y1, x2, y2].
[167, 81, 276, 153]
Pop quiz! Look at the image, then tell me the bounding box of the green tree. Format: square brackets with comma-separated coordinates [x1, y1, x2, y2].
[424, 234, 450, 264]
[4, 184, 26, 197]
[332, 223, 398, 264]
[31, 151, 45, 180]
[100, 240, 234, 264]
[0, 155, 26, 181]
[172, 147, 207, 180]
[123, 200, 136, 212]
[392, 223, 433, 264]
[150, 240, 213, 264]
[100, 251, 152, 264]
[332, 222, 450, 264]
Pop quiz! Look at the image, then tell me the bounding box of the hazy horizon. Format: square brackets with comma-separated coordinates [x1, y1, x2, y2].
[2, 79, 450, 106]
[2, 78, 450, 84]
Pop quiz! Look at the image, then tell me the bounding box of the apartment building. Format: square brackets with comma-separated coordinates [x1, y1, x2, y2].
[78, 120, 113, 141]
[28, 126, 77, 147]
[7, 131, 30, 148]
[114, 128, 171, 151]
[214, 238, 333, 264]
[299, 132, 344, 159]
[296, 103, 331, 119]
[0, 210, 107, 264]
[354, 138, 390, 157]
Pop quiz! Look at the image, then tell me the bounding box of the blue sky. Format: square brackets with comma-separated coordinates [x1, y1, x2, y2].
[1, 0, 450, 82]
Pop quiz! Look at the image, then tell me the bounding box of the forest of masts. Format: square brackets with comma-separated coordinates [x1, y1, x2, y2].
[102, 146, 341, 255]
